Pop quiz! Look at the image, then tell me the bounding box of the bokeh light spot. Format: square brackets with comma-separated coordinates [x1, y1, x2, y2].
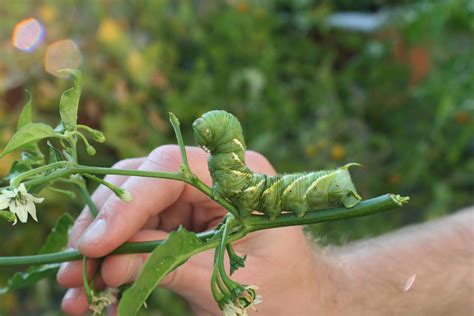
[97, 18, 125, 46]
[12, 18, 45, 52]
[44, 39, 82, 77]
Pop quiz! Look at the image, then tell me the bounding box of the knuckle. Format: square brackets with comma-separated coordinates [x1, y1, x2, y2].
[147, 145, 181, 170]
[246, 150, 276, 174]
[100, 195, 126, 217]
[111, 158, 137, 169]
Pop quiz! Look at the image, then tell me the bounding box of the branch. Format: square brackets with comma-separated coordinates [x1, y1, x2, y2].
[0, 195, 407, 267]
[245, 194, 409, 232]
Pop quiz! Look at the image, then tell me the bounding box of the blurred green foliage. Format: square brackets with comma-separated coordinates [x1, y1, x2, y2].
[0, 0, 473, 314]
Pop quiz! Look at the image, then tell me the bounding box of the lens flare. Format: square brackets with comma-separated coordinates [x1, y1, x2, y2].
[44, 39, 82, 76]
[12, 18, 45, 52]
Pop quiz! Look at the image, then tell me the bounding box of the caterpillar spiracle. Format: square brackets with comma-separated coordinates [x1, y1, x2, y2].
[192, 110, 362, 220]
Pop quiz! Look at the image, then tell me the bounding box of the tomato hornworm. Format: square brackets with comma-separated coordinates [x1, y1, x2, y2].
[193, 110, 362, 220]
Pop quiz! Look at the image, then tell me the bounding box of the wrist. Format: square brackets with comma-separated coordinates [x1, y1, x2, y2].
[257, 232, 344, 315]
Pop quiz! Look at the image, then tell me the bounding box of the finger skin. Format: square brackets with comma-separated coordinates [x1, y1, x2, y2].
[100, 230, 169, 287]
[61, 277, 107, 315]
[57, 158, 144, 288]
[61, 287, 89, 315]
[57, 258, 98, 288]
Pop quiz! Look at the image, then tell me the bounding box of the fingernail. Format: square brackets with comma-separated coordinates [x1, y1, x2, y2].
[80, 218, 107, 245]
[57, 262, 71, 278]
[63, 288, 80, 301]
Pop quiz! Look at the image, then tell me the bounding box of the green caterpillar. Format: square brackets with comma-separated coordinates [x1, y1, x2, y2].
[193, 110, 362, 220]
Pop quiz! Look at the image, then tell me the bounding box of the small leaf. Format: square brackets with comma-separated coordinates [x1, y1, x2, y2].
[37, 213, 74, 254]
[226, 243, 246, 275]
[47, 141, 64, 164]
[59, 69, 82, 129]
[17, 90, 33, 130]
[0, 123, 59, 158]
[118, 227, 207, 316]
[14, 91, 47, 158]
[0, 213, 74, 294]
[0, 264, 60, 295]
[4, 160, 33, 181]
[20, 150, 45, 166]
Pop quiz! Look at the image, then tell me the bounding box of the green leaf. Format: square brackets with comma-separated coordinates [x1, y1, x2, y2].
[0, 265, 60, 295]
[59, 69, 82, 129]
[0, 213, 74, 294]
[37, 213, 74, 254]
[13, 91, 46, 159]
[20, 150, 45, 166]
[226, 243, 246, 275]
[4, 160, 33, 181]
[118, 227, 207, 316]
[17, 90, 33, 130]
[47, 141, 64, 164]
[0, 123, 59, 158]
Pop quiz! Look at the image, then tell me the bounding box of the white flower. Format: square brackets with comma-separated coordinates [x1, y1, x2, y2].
[223, 302, 247, 316]
[0, 184, 44, 225]
[89, 288, 118, 316]
[222, 285, 263, 316]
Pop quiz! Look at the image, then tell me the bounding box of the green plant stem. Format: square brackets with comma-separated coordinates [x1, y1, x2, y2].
[22, 165, 185, 189]
[82, 173, 123, 199]
[82, 256, 93, 302]
[71, 131, 94, 151]
[245, 194, 408, 232]
[0, 195, 406, 267]
[22, 164, 240, 218]
[70, 134, 78, 163]
[216, 218, 237, 291]
[10, 161, 68, 187]
[76, 180, 99, 217]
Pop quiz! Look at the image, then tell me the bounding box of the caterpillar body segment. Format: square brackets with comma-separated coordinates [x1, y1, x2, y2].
[193, 110, 362, 220]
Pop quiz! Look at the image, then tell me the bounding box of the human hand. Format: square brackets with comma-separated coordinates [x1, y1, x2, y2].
[57, 145, 331, 315]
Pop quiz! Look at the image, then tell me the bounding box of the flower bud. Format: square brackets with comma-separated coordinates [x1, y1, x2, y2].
[92, 130, 106, 143]
[117, 189, 133, 202]
[86, 145, 96, 156]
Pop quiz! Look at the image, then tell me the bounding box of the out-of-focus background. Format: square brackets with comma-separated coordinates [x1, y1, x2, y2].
[0, 0, 473, 314]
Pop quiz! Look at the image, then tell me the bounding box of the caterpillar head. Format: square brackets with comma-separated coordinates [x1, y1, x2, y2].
[193, 110, 246, 154]
[332, 163, 362, 208]
[308, 163, 362, 208]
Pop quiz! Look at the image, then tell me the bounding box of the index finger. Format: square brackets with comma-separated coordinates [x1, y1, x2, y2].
[67, 158, 146, 248]
[77, 145, 204, 257]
